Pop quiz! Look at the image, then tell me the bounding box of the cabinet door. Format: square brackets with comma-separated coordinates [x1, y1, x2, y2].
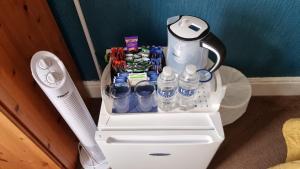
[98, 132, 223, 169]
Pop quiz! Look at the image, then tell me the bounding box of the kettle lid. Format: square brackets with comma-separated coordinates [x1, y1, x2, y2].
[168, 16, 209, 40]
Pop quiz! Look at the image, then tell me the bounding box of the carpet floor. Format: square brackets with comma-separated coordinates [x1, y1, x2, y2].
[209, 96, 300, 169]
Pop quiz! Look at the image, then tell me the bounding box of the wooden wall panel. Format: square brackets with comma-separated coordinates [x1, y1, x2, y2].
[0, 107, 60, 169]
[0, 0, 88, 168]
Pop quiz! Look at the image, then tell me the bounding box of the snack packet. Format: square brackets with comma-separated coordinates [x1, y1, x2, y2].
[125, 36, 138, 52]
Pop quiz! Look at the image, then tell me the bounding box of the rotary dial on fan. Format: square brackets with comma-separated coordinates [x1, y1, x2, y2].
[38, 58, 52, 69]
[35, 57, 64, 87]
[46, 72, 58, 84]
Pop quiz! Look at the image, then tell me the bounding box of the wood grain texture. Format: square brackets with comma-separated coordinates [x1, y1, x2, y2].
[0, 0, 89, 168]
[0, 107, 59, 169]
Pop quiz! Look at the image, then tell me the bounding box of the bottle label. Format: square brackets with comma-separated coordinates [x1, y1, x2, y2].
[157, 88, 176, 98]
[178, 87, 196, 97]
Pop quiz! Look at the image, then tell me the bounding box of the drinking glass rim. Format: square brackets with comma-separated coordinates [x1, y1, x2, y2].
[134, 80, 156, 97]
[111, 83, 131, 99]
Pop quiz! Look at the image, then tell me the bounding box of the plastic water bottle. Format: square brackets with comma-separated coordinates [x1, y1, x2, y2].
[157, 66, 177, 111]
[178, 64, 199, 110]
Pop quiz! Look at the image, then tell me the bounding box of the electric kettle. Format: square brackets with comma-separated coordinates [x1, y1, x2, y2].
[166, 15, 226, 74]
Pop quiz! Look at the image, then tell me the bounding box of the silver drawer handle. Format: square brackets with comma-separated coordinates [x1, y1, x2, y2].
[149, 153, 171, 156]
[106, 135, 213, 144]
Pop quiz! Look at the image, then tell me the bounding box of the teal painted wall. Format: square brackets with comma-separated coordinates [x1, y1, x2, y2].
[48, 0, 300, 80]
[48, 0, 98, 80]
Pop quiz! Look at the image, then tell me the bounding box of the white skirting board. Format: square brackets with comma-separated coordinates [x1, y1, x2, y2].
[249, 77, 300, 96]
[83, 81, 102, 98]
[83, 77, 300, 98]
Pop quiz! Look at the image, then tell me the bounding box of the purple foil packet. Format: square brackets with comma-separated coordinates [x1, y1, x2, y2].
[125, 36, 138, 52]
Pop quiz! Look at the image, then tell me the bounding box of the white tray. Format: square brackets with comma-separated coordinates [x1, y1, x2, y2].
[100, 58, 225, 115]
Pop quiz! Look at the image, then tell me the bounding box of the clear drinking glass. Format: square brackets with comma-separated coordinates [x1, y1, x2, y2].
[196, 69, 213, 107]
[111, 82, 131, 113]
[197, 69, 213, 83]
[135, 80, 156, 112]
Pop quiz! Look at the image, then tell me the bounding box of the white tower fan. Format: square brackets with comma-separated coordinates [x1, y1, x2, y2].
[30, 51, 109, 169]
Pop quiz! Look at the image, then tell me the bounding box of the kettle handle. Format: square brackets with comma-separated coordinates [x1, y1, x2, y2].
[200, 33, 226, 73]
